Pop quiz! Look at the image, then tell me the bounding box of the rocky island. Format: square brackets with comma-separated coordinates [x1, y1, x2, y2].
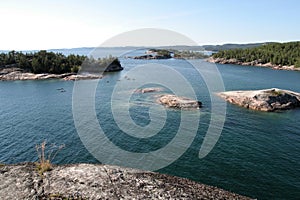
[0, 163, 252, 199]
[218, 88, 300, 112]
[158, 94, 202, 110]
[0, 50, 123, 81]
[133, 48, 208, 60]
[207, 41, 300, 71]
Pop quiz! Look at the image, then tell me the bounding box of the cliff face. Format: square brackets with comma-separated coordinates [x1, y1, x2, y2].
[104, 59, 124, 72]
[0, 163, 252, 199]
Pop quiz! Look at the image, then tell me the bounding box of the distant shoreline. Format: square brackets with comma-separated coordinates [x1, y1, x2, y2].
[206, 57, 300, 71]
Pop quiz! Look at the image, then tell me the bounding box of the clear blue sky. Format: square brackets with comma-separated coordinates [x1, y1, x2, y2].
[0, 0, 299, 50]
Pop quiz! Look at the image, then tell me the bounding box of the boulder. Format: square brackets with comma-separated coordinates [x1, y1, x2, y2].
[218, 88, 300, 111]
[158, 94, 202, 109]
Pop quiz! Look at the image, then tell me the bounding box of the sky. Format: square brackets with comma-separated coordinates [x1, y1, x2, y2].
[0, 0, 299, 50]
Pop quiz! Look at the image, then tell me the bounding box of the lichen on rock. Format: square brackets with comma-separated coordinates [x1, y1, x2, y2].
[0, 163, 252, 199]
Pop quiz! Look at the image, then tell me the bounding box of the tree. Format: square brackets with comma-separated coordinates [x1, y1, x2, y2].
[32, 58, 41, 73]
[295, 58, 300, 68]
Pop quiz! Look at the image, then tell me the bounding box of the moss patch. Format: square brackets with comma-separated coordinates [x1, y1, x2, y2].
[267, 90, 283, 96]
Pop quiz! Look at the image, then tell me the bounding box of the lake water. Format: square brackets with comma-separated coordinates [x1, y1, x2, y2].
[0, 50, 299, 199]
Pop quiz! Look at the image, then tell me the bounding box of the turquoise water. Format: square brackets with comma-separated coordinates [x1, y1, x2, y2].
[0, 58, 300, 199]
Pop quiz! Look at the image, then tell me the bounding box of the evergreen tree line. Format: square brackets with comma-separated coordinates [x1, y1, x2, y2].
[212, 42, 300, 67]
[174, 50, 208, 59]
[0, 50, 120, 74]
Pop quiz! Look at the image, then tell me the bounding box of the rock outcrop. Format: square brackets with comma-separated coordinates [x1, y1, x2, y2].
[0, 69, 103, 81]
[218, 88, 300, 111]
[62, 74, 103, 81]
[103, 60, 124, 72]
[158, 94, 202, 109]
[0, 163, 252, 200]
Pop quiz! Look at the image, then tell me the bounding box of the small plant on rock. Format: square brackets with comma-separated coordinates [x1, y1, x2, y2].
[36, 140, 65, 175]
[268, 89, 283, 96]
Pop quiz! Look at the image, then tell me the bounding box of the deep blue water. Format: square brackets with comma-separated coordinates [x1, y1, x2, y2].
[0, 54, 300, 199]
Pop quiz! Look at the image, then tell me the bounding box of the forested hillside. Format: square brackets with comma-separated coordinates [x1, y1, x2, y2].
[203, 43, 268, 51]
[212, 42, 300, 67]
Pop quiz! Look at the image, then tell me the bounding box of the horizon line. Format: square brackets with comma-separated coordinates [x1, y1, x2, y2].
[1, 40, 299, 52]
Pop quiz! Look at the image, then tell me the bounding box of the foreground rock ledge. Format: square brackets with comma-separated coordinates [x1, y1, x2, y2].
[0, 163, 251, 200]
[158, 94, 202, 110]
[218, 88, 300, 111]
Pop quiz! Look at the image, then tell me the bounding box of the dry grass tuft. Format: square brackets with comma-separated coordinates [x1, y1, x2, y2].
[36, 140, 64, 175]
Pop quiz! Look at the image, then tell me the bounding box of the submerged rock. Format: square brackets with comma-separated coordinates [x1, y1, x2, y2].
[0, 163, 252, 199]
[135, 87, 163, 93]
[218, 88, 300, 111]
[158, 94, 202, 109]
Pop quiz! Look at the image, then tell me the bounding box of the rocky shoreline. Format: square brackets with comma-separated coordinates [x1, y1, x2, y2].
[0, 163, 252, 199]
[206, 57, 300, 71]
[218, 88, 300, 112]
[0, 68, 103, 81]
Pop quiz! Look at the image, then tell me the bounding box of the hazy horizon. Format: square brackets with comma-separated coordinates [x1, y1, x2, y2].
[1, 40, 299, 52]
[0, 0, 299, 50]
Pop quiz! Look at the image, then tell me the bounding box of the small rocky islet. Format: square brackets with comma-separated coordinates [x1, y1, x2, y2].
[137, 87, 300, 112]
[218, 88, 300, 112]
[158, 94, 202, 110]
[135, 87, 202, 110]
